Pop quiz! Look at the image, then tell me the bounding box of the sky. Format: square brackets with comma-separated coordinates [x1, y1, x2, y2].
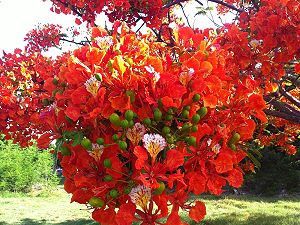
[0, 0, 234, 56]
[0, 0, 83, 55]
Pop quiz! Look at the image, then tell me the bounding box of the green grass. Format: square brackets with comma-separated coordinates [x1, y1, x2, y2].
[0, 187, 299, 225]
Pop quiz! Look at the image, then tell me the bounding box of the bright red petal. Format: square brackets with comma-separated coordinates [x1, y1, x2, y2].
[133, 146, 148, 170]
[166, 149, 184, 171]
[115, 202, 137, 225]
[189, 201, 206, 222]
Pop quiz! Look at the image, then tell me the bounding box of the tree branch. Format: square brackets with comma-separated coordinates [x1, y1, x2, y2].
[283, 74, 300, 88]
[264, 95, 300, 117]
[207, 0, 244, 13]
[264, 109, 300, 124]
[278, 85, 300, 109]
[163, 0, 187, 9]
[59, 38, 88, 46]
[179, 3, 192, 28]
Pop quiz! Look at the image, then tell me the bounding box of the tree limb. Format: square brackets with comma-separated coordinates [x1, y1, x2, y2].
[278, 85, 300, 109]
[264, 95, 300, 117]
[264, 109, 300, 124]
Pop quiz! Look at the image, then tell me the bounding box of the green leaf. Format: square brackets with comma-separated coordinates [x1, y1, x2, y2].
[72, 132, 84, 147]
[246, 151, 261, 168]
[251, 148, 263, 159]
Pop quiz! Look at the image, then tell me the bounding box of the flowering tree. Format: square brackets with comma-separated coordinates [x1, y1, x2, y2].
[0, 0, 299, 224]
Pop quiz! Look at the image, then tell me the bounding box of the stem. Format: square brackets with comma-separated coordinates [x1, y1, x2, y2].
[110, 168, 129, 177]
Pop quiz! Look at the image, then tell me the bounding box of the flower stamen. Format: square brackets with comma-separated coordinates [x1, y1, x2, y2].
[84, 76, 101, 97]
[129, 185, 151, 210]
[142, 133, 166, 159]
[126, 123, 146, 145]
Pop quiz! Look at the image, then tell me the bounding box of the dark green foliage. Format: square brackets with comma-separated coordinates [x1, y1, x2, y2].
[0, 137, 58, 192]
[243, 146, 300, 196]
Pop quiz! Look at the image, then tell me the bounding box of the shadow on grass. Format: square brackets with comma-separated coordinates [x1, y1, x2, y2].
[0, 213, 299, 225]
[184, 213, 300, 225]
[0, 218, 98, 225]
[197, 194, 300, 203]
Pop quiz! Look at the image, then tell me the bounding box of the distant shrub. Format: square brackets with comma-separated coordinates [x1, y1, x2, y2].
[243, 146, 300, 196]
[0, 137, 59, 192]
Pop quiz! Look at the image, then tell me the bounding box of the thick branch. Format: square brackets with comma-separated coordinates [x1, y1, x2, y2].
[278, 85, 300, 108]
[264, 109, 300, 124]
[264, 95, 300, 116]
[283, 74, 300, 88]
[207, 0, 244, 13]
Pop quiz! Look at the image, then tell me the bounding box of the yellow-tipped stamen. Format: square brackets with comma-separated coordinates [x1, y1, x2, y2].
[89, 143, 104, 161]
[142, 133, 166, 159]
[84, 76, 101, 97]
[126, 123, 146, 145]
[129, 185, 151, 210]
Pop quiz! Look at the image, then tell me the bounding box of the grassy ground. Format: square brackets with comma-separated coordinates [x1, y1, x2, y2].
[0, 187, 299, 225]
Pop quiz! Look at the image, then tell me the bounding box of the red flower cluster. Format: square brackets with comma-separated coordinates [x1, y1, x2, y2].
[0, 0, 299, 224]
[50, 0, 169, 27]
[24, 24, 63, 52]
[16, 23, 268, 224]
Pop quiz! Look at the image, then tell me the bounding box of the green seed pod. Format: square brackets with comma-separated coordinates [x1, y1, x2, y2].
[104, 175, 113, 182]
[165, 114, 173, 121]
[120, 120, 129, 129]
[198, 107, 208, 118]
[192, 94, 201, 102]
[191, 125, 198, 132]
[182, 122, 190, 131]
[192, 114, 201, 124]
[124, 186, 132, 195]
[230, 132, 240, 144]
[112, 134, 119, 142]
[182, 110, 189, 118]
[229, 143, 237, 151]
[118, 141, 128, 150]
[125, 110, 134, 121]
[52, 78, 58, 85]
[96, 138, 105, 145]
[154, 181, 165, 195]
[167, 108, 174, 114]
[184, 106, 191, 111]
[52, 89, 59, 96]
[81, 138, 92, 150]
[89, 197, 105, 208]
[103, 159, 112, 168]
[154, 109, 162, 121]
[109, 189, 119, 198]
[128, 120, 134, 128]
[162, 126, 171, 135]
[143, 118, 151, 126]
[109, 113, 120, 126]
[187, 136, 197, 146]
